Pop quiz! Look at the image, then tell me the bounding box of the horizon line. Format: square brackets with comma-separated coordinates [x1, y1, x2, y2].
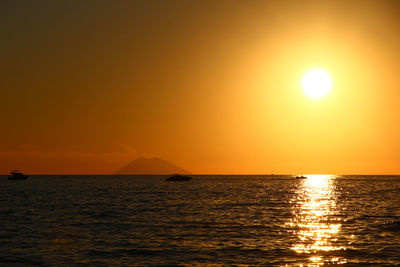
[2, 173, 400, 176]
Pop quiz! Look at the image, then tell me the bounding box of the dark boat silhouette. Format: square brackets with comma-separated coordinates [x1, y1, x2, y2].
[8, 170, 29, 180]
[166, 174, 192, 181]
[295, 175, 307, 179]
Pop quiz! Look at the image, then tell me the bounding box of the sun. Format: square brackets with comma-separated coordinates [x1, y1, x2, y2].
[302, 69, 332, 99]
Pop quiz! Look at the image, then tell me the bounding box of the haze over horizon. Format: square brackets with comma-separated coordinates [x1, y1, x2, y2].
[2, 0, 400, 175]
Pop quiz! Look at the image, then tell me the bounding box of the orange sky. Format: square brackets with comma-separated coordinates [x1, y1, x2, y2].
[1, 0, 400, 174]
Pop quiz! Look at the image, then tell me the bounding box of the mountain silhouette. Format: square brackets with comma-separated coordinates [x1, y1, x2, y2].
[114, 157, 191, 175]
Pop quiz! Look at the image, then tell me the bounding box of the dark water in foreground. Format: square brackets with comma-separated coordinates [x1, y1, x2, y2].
[1, 175, 400, 266]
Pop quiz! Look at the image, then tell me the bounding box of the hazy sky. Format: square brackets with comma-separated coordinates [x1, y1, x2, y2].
[1, 0, 400, 174]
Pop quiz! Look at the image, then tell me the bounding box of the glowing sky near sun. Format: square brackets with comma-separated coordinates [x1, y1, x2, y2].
[1, 0, 400, 174]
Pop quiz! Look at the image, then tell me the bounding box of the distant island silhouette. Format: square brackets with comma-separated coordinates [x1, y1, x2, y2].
[114, 157, 191, 175]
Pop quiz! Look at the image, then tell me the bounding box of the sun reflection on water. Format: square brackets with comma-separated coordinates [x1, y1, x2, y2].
[289, 175, 347, 265]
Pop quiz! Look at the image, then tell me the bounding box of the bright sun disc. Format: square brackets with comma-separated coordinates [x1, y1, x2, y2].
[302, 69, 332, 99]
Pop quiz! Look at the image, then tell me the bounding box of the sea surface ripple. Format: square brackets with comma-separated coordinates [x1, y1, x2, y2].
[1, 175, 400, 266]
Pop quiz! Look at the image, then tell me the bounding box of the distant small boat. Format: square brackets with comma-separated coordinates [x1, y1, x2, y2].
[8, 170, 29, 180]
[166, 174, 192, 181]
[295, 175, 307, 179]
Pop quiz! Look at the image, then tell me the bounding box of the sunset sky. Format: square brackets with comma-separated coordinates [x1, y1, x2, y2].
[1, 0, 400, 174]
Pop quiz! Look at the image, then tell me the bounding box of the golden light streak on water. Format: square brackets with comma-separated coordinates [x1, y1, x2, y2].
[289, 175, 347, 265]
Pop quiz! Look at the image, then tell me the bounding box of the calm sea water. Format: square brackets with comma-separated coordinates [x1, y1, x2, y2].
[1, 175, 400, 266]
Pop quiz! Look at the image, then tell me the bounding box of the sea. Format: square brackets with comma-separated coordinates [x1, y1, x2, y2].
[1, 175, 400, 266]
